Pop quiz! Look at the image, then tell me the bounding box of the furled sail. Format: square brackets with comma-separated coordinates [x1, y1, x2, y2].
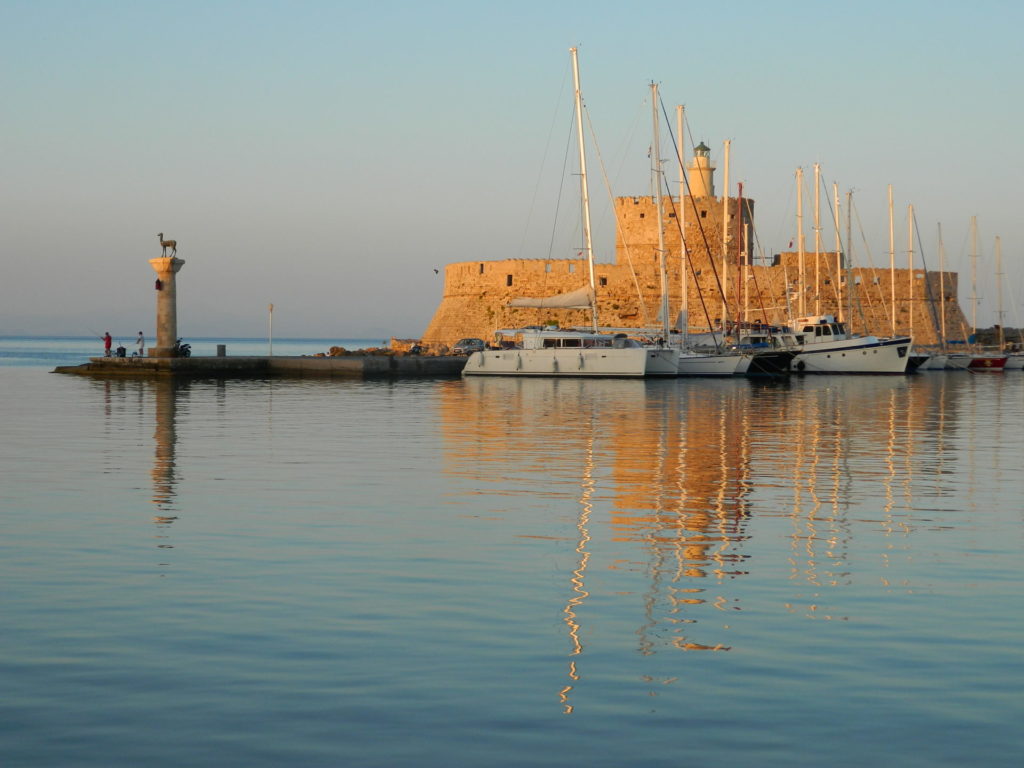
[508, 285, 594, 309]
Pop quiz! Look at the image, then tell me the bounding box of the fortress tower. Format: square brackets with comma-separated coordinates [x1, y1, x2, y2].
[688, 141, 716, 198]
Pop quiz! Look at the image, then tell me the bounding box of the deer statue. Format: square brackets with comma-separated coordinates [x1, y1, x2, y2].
[157, 233, 177, 257]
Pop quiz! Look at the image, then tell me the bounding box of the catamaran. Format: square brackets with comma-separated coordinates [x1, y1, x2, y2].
[463, 48, 675, 379]
[463, 327, 658, 377]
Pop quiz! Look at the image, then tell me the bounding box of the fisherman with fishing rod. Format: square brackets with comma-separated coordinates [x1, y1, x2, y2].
[90, 329, 133, 358]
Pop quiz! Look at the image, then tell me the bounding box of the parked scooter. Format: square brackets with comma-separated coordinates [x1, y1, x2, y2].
[173, 339, 191, 358]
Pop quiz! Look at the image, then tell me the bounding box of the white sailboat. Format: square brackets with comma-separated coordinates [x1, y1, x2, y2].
[464, 48, 670, 379]
[947, 217, 1007, 371]
[995, 236, 1024, 369]
[663, 103, 750, 375]
[642, 80, 687, 376]
[916, 222, 949, 370]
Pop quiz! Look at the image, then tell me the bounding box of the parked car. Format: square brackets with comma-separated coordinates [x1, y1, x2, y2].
[452, 338, 486, 355]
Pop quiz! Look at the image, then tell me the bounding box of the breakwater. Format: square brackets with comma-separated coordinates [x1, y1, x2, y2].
[54, 354, 466, 379]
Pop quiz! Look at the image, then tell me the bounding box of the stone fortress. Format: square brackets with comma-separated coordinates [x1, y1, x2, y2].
[421, 142, 970, 349]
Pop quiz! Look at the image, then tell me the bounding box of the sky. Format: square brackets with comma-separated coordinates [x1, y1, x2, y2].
[2, 0, 1022, 338]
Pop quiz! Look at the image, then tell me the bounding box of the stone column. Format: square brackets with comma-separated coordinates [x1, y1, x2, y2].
[148, 256, 185, 357]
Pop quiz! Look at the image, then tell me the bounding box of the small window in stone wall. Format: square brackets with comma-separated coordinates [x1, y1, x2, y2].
[668, 212, 676, 218]
[639, 213, 645, 218]
[479, 263, 484, 274]
[855, 275, 862, 285]
[701, 210, 707, 218]
[545, 263, 552, 273]
[506, 274, 513, 287]
[873, 277, 880, 285]
[569, 263, 576, 274]
[599, 276, 608, 286]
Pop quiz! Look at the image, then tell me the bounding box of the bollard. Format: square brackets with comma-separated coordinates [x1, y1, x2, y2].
[216, 344, 226, 357]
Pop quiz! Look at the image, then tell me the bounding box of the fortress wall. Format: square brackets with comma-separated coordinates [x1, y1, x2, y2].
[615, 195, 753, 268]
[421, 195, 970, 348]
[422, 258, 592, 346]
[421, 256, 665, 346]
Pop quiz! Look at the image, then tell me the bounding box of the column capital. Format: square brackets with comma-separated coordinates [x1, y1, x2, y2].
[149, 256, 185, 275]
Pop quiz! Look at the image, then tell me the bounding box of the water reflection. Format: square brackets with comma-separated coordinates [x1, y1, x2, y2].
[559, 411, 594, 714]
[149, 378, 184, 571]
[442, 374, 985, 667]
[95, 376, 185, 566]
[151, 377, 180, 511]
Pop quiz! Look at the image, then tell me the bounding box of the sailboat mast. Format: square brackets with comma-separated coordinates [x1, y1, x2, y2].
[721, 140, 730, 334]
[651, 82, 669, 341]
[737, 181, 744, 319]
[813, 163, 821, 315]
[970, 215, 978, 339]
[996, 235, 1004, 350]
[677, 105, 687, 345]
[938, 223, 947, 347]
[888, 184, 896, 335]
[743, 216, 750, 323]
[846, 190, 853, 326]
[908, 204, 914, 339]
[796, 167, 805, 317]
[570, 47, 598, 332]
[834, 182, 842, 321]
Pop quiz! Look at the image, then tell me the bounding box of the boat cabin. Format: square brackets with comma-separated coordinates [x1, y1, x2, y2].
[736, 326, 803, 350]
[493, 328, 636, 351]
[793, 315, 851, 342]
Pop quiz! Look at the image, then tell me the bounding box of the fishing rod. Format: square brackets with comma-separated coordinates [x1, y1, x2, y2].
[86, 327, 126, 353]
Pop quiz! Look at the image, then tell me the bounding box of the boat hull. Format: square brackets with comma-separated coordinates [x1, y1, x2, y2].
[917, 354, 948, 370]
[746, 351, 796, 376]
[792, 336, 911, 374]
[968, 355, 1008, 371]
[645, 348, 681, 377]
[676, 352, 750, 376]
[946, 353, 1008, 371]
[462, 347, 651, 377]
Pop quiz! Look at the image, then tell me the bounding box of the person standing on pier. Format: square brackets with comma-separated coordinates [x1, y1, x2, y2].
[103, 332, 112, 357]
[135, 331, 145, 357]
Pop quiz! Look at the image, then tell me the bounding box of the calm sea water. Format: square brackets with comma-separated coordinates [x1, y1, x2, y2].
[2, 338, 1023, 767]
